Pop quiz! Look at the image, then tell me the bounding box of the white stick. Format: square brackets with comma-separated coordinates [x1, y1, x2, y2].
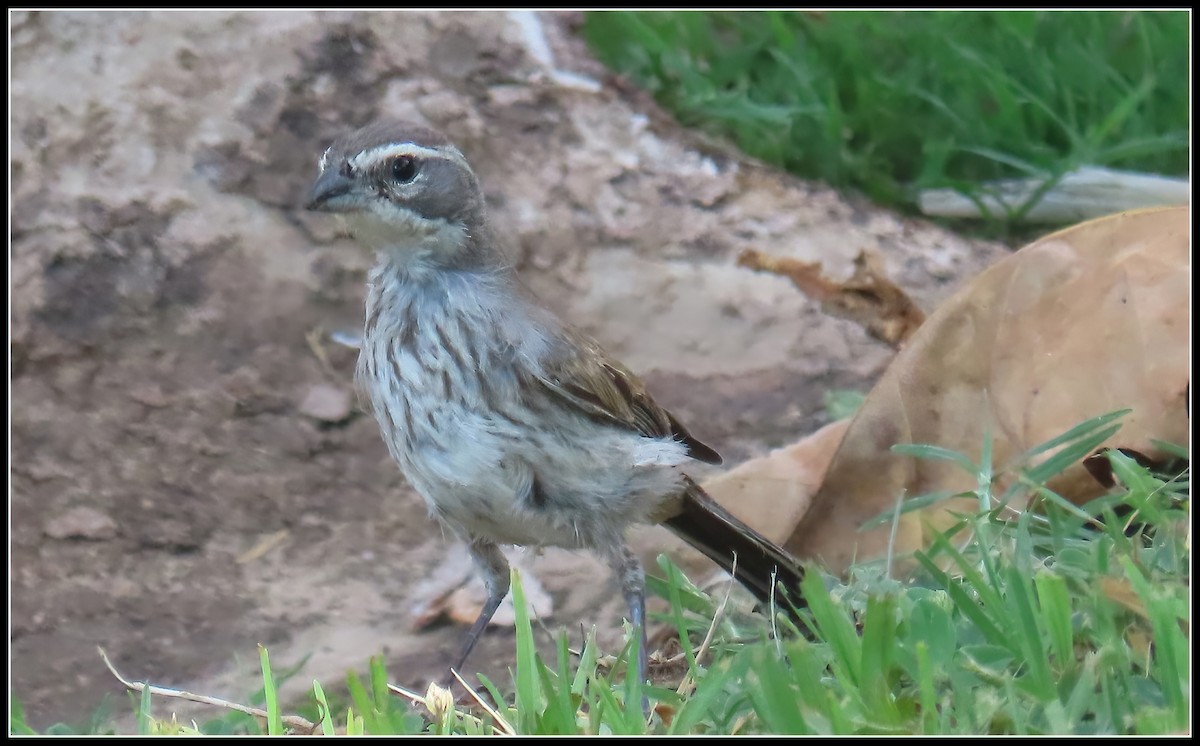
[98, 647, 317, 733]
[919, 166, 1189, 223]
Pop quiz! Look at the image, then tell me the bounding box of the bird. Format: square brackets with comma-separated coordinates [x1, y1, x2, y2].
[305, 120, 807, 690]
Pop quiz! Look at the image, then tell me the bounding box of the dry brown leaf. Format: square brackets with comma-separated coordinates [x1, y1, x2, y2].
[1124, 628, 1154, 661]
[1081, 446, 1184, 489]
[1101, 577, 1190, 639]
[702, 418, 851, 545]
[784, 207, 1190, 575]
[632, 419, 849, 595]
[442, 570, 553, 628]
[408, 545, 553, 630]
[1099, 576, 1148, 619]
[738, 248, 926, 348]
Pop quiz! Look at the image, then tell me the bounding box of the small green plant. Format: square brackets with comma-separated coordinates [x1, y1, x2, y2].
[465, 412, 1185, 735]
[9, 694, 116, 736]
[10, 697, 36, 736]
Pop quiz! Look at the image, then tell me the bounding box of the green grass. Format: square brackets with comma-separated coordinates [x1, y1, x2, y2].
[582, 11, 1189, 227]
[11, 414, 1189, 735]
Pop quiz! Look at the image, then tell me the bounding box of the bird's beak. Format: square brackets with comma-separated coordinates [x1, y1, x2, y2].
[305, 169, 357, 212]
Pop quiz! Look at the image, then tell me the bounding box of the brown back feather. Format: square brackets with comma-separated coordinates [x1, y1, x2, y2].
[534, 330, 722, 466]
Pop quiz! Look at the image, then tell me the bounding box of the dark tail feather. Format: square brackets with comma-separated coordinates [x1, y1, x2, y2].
[663, 478, 809, 624]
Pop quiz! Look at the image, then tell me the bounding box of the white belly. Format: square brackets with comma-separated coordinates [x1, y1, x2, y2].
[356, 263, 692, 549]
[396, 403, 690, 549]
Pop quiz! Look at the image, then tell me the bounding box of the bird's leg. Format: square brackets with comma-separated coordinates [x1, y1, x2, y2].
[608, 544, 648, 706]
[449, 539, 510, 679]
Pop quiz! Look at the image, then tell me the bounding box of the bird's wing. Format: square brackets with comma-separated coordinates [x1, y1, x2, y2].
[532, 329, 722, 465]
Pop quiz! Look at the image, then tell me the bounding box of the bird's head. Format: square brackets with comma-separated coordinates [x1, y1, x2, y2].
[306, 121, 488, 262]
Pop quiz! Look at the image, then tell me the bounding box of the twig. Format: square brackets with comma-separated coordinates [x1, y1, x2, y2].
[235, 529, 290, 564]
[304, 325, 338, 378]
[98, 647, 317, 734]
[738, 248, 924, 349]
[730, 711, 754, 736]
[674, 555, 737, 699]
[917, 166, 1190, 223]
[507, 10, 602, 93]
[386, 680, 428, 706]
[450, 669, 515, 735]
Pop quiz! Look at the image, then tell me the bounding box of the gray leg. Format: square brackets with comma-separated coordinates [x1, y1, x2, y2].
[608, 544, 648, 704]
[450, 539, 510, 676]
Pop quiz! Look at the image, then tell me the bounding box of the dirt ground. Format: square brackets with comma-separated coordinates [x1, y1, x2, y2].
[8, 11, 1009, 730]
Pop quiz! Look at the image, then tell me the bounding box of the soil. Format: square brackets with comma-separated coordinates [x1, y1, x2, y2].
[8, 10, 1009, 730]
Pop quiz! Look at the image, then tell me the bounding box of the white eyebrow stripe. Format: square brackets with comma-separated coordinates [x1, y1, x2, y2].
[348, 142, 471, 174]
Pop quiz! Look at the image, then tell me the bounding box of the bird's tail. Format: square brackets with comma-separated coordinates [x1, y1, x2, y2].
[663, 477, 809, 624]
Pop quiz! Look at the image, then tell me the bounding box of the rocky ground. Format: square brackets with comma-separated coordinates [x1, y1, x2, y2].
[9, 10, 1008, 729]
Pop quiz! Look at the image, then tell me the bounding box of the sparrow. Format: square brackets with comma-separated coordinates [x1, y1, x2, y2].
[305, 120, 806, 690]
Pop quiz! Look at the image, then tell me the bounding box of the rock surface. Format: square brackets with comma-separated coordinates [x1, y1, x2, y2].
[298, 384, 354, 423]
[43, 507, 121, 541]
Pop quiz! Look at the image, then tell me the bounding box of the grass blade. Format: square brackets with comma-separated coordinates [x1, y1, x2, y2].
[891, 443, 978, 475]
[510, 568, 542, 733]
[475, 671, 509, 722]
[1002, 565, 1053, 699]
[748, 646, 810, 734]
[368, 655, 390, 724]
[312, 681, 335, 736]
[858, 594, 902, 724]
[258, 645, 284, 736]
[1033, 571, 1075, 673]
[345, 670, 380, 735]
[860, 489, 965, 530]
[800, 571, 861, 690]
[136, 677, 153, 736]
[345, 708, 364, 736]
[10, 697, 37, 736]
[1015, 409, 1129, 459]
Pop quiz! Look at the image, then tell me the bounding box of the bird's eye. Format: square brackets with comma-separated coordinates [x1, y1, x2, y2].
[391, 155, 418, 183]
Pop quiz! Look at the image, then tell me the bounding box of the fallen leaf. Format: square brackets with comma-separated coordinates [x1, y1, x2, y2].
[1099, 576, 1147, 619]
[636, 418, 850, 602]
[1124, 628, 1154, 660]
[653, 702, 677, 728]
[409, 548, 475, 630]
[444, 568, 553, 628]
[1081, 447, 1184, 489]
[738, 248, 926, 348]
[703, 418, 851, 546]
[409, 545, 553, 630]
[783, 207, 1190, 575]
